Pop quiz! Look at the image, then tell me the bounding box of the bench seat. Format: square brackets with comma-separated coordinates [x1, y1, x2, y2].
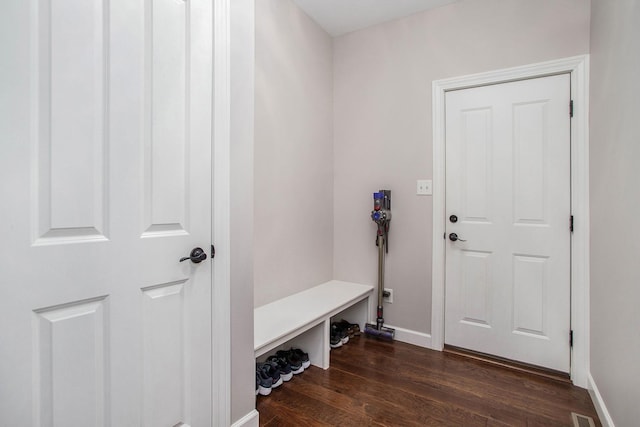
[254, 280, 373, 369]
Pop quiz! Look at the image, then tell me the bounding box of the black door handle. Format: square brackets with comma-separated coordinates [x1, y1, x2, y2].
[449, 233, 467, 242]
[179, 247, 207, 263]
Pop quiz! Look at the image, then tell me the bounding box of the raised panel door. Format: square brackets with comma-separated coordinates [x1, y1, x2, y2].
[444, 74, 571, 372]
[0, 0, 213, 424]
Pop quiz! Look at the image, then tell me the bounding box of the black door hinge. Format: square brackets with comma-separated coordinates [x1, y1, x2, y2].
[570, 215, 574, 233]
[570, 100, 574, 118]
[211, 244, 216, 259]
[570, 330, 574, 347]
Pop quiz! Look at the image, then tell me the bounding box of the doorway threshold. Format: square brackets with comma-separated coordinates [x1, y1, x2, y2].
[443, 345, 571, 384]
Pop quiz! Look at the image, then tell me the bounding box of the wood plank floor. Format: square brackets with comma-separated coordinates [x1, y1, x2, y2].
[256, 336, 600, 426]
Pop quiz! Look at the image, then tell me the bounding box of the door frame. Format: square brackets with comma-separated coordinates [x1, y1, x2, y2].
[431, 55, 590, 387]
[213, 0, 231, 424]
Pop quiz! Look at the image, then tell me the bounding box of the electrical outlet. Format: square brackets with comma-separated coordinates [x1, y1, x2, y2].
[383, 288, 393, 304]
[417, 179, 432, 195]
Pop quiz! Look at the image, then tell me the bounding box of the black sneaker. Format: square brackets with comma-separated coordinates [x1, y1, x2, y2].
[258, 361, 283, 388]
[330, 331, 343, 349]
[256, 365, 273, 396]
[276, 349, 304, 374]
[331, 322, 349, 344]
[290, 348, 311, 369]
[266, 355, 293, 382]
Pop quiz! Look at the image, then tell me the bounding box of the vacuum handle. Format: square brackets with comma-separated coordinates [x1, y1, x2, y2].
[372, 190, 391, 251]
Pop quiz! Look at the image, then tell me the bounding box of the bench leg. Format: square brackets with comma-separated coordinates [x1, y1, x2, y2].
[321, 320, 330, 369]
[287, 321, 329, 370]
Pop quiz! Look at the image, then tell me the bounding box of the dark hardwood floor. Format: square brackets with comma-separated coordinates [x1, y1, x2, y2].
[256, 336, 600, 426]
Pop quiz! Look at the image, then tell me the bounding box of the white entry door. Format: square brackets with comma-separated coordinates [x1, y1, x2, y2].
[444, 74, 571, 372]
[0, 0, 213, 425]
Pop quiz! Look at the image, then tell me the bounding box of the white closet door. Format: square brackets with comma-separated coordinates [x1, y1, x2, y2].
[0, 0, 213, 424]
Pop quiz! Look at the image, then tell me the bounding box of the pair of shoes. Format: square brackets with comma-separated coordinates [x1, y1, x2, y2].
[275, 348, 310, 374]
[265, 354, 293, 382]
[343, 319, 361, 336]
[330, 320, 361, 349]
[331, 321, 350, 346]
[291, 348, 311, 370]
[337, 319, 361, 337]
[256, 361, 282, 396]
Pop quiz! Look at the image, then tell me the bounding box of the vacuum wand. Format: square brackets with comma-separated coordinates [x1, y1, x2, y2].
[365, 190, 395, 340]
[376, 233, 386, 330]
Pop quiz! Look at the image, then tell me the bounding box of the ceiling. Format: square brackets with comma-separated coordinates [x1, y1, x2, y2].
[292, 0, 459, 37]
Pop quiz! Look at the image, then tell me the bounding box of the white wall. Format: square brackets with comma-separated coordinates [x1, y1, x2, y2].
[333, 0, 591, 334]
[254, 0, 334, 307]
[230, 0, 256, 423]
[589, 1, 640, 425]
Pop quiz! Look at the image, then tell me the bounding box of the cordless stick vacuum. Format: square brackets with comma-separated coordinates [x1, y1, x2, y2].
[364, 190, 395, 340]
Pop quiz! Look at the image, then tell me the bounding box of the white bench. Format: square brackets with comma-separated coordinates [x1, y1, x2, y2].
[254, 280, 374, 369]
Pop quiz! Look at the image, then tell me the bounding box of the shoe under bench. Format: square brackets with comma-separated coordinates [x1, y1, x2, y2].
[254, 280, 374, 369]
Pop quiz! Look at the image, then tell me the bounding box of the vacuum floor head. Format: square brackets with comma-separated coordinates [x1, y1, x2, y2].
[364, 323, 395, 340]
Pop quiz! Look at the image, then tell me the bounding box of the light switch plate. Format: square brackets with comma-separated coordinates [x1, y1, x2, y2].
[417, 179, 432, 196]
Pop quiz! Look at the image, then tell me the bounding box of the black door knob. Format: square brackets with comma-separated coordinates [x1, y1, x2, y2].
[179, 247, 207, 263]
[449, 233, 467, 242]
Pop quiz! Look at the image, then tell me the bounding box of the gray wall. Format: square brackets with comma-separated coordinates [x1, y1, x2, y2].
[254, 0, 334, 307]
[332, 0, 591, 333]
[247, 0, 640, 423]
[589, 1, 640, 425]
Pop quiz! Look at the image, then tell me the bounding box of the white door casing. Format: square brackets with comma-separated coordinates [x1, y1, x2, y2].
[431, 56, 590, 386]
[0, 0, 220, 425]
[444, 75, 571, 372]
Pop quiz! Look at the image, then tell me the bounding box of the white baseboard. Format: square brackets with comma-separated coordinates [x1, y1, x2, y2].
[231, 409, 259, 427]
[384, 324, 432, 348]
[587, 373, 615, 427]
